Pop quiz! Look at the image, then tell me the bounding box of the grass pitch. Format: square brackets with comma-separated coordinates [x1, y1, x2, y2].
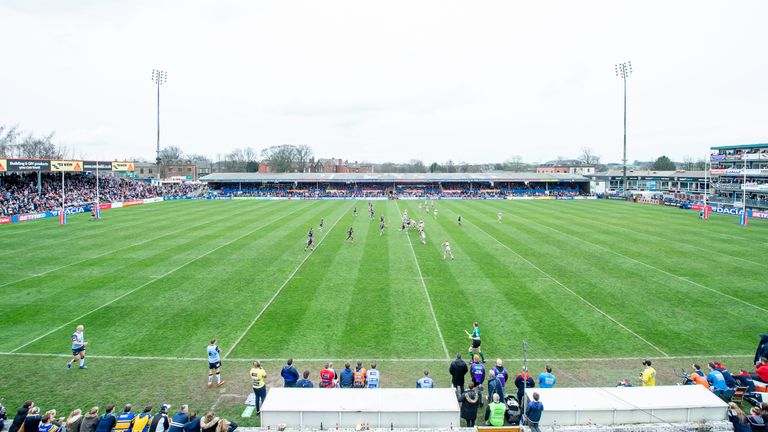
[0, 199, 765, 424]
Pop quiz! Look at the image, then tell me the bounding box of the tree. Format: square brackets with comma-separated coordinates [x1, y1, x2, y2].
[408, 159, 426, 173]
[652, 155, 676, 171]
[0, 125, 20, 157]
[158, 146, 184, 165]
[680, 156, 695, 171]
[429, 162, 441, 173]
[694, 158, 706, 170]
[293, 145, 313, 173]
[19, 132, 60, 158]
[578, 147, 600, 165]
[505, 155, 527, 172]
[262, 145, 297, 172]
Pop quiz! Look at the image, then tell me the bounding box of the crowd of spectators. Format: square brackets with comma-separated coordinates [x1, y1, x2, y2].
[3, 401, 237, 432]
[0, 174, 210, 216]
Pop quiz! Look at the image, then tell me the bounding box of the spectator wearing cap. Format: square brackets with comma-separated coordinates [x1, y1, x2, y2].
[95, 405, 116, 432]
[149, 405, 170, 432]
[115, 405, 135, 432]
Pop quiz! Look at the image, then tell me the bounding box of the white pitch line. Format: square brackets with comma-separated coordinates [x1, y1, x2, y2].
[395, 201, 450, 360]
[224, 204, 349, 359]
[10, 204, 307, 354]
[450, 210, 670, 357]
[504, 206, 768, 314]
[0, 351, 753, 363]
[0, 204, 269, 290]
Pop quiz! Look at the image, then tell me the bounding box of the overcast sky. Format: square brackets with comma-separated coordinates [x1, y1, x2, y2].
[2, 0, 767, 165]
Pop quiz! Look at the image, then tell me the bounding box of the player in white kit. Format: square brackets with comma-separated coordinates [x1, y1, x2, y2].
[207, 338, 225, 388]
[443, 240, 454, 260]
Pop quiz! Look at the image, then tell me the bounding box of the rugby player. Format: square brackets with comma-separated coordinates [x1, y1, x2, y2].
[206, 339, 224, 388]
[457, 215, 462, 226]
[353, 207, 358, 217]
[433, 208, 438, 219]
[420, 229, 426, 245]
[346, 227, 354, 242]
[319, 218, 324, 231]
[443, 240, 454, 260]
[497, 211, 503, 223]
[304, 228, 315, 251]
[467, 322, 485, 363]
[380, 220, 386, 236]
[67, 325, 88, 369]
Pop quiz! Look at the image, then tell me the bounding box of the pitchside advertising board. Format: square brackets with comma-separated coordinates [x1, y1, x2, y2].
[691, 204, 768, 220]
[0, 158, 134, 172]
[0, 197, 163, 225]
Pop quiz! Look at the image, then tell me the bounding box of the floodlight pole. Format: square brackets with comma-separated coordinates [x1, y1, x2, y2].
[615, 61, 632, 197]
[151, 69, 167, 181]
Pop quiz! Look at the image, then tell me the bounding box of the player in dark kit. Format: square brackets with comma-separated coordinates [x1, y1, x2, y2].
[457, 215, 462, 226]
[379, 220, 386, 236]
[346, 227, 354, 242]
[305, 228, 315, 251]
[353, 207, 358, 217]
[319, 218, 324, 231]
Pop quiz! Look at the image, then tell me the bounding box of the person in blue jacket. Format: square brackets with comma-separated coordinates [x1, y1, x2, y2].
[281, 359, 300, 388]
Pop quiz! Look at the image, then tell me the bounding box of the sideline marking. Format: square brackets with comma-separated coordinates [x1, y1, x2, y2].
[224, 205, 349, 358]
[395, 201, 450, 360]
[10, 204, 308, 353]
[499, 204, 768, 314]
[0, 351, 751, 363]
[441, 205, 669, 357]
[0, 204, 273, 290]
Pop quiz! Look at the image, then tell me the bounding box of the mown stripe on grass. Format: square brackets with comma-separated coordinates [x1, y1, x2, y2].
[10, 202, 310, 353]
[224, 203, 350, 358]
[438, 202, 669, 357]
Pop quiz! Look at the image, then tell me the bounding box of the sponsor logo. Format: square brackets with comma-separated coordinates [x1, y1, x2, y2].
[83, 161, 113, 171]
[112, 162, 135, 172]
[752, 210, 768, 219]
[0, 159, 5, 172]
[0, 216, 11, 224]
[710, 154, 726, 161]
[6, 159, 51, 171]
[51, 160, 84, 172]
[122, 199, 144, 207]
[99, 203, 112, 210]
[18, 212, 52, 221]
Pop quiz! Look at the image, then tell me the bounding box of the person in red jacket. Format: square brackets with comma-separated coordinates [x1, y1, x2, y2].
[751, 357, 768, 383]
[319, 362, 336, 388]
[514, 367, 535, 404]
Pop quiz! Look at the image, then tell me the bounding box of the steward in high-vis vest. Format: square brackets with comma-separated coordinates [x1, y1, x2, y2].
[353, 361, 367, 388]
[131, 407, 153, 432]
[485, 394, 505, 426]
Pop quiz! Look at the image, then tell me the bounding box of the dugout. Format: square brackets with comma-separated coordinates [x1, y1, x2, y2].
[525, 385, 727, 426]
[259, 388, 460, 429]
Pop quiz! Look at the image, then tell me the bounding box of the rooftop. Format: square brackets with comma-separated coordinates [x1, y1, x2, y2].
[589, 170, 706, 178]
[200, 171, 589, 183]
[710, 143, 768, 150]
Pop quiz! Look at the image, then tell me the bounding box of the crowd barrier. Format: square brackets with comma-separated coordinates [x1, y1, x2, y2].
[1, 197, 165, 225]
[691, 203, 768, 220]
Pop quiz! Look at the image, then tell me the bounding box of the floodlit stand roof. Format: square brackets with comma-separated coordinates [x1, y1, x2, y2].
[260, 388, 460, 429]
[526, 385, 727, 426]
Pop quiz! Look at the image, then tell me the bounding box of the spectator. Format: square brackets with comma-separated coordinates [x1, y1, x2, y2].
[689, 368, 710, 389]
[0, 405, 7, 432]
[707, 363, 729, 392]
[182, 413, 199, 432]
[148, 405, 170, 432]
[493, 359, 509, 388]
[484, 393, 505, 426]
[39, 410, 59, 432]
[23, 407, 42, 432]
[514, 367, 535, 404]
[168, 406, 188, 432]
[538, 366, 556, 388]
[460, 382, 481, 427]
[692, 364, 705, 377]
[95, 405, 116, 432]
[250, 361, 267, 414]
[339, 362, 355, 388]
[214, 419, 236, 432]
[727, 403, 751, 432]
[281, 358, 300, 388]
[734, 369, 756, 392]
[525, 392, 544, 432]
[616, 378, 633, 387]
[747, 407, 766, 431]
[80, 408, 99, 432]
[297, 370, 313, 388]
[470, 355, 486, 389]
[756, 334, 768, 366]
[640, 359, 656, 386]
[9, 400, 34, 432]
[760, 403, 768, 425]
[200, 413, 219, 432]
[353, 361, 367, 388]
[131, 406, 152, 432]
[417, 371, 434, 388]
[65, 409, 83, 432]
[115, 405, 135, 432]
[713, 362, 737, 388]
[449, 353, 468, 393]
[367, 363, 380, 388]
[486, 369, 505, 402]
[319, 363, 336, 388]
[752, 358, 768, 383]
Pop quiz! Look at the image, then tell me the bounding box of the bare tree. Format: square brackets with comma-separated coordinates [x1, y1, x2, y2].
[19, 132, 60, 158]
[578, 147, 600, 165]
[262, 145, 297, 172]
[505, 155, 526, 171]
[0, 125, 20, 157]
[681, 155, 695, 171]
[159, 146, 185, 165]
[294, 145, 313, 173]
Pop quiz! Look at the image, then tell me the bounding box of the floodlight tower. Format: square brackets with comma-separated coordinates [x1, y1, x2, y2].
[615, 61, 632, 196]
[151, 69, 167, 180]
